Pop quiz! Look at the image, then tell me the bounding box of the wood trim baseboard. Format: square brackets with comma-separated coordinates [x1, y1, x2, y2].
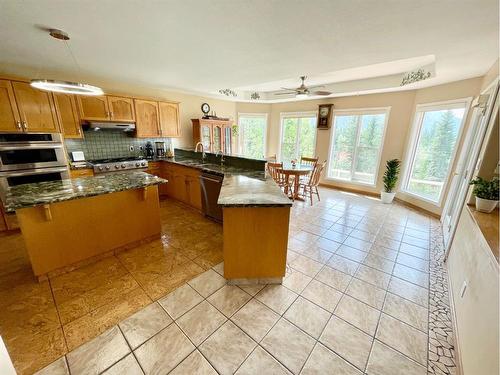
[319, 182, 379, 197]
[319, 182, 440, 218]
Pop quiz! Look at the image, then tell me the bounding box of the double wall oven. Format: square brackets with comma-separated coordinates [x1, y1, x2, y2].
[0, 133, 69, 190]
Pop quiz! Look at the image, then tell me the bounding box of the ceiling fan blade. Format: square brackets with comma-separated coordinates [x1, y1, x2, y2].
[280, 87, 298, 91]
[274, 92, 296, 95]
[312, 90, 332, 96]
[308, 84, 326, 89]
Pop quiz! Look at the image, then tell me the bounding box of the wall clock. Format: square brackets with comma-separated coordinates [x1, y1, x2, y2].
[317, 104, 334, 129]
[201, 103, 210, 115]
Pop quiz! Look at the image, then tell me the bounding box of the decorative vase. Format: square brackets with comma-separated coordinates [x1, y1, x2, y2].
[380, 191, 396, 204]
[475, 197, 498, 213]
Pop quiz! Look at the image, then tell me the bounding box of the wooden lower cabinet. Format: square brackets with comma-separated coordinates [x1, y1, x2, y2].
[146, 162, 201, 210]
[184, 170, 202, 211]
[70, 168, 94, 178]
[0, 205, 18, 232]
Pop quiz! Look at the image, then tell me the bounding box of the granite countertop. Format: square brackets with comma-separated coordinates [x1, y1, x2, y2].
[152, 157, 292, 207]
[154, 156, 266, 180]
[3, 171, 167, 213]
[218, 175, 292, 207]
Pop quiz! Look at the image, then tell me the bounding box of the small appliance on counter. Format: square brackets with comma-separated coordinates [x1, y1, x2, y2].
[166, 144, 174, 158]
[155, 141, 166, 158]
[145, 142, 155, 159]
[70, 151, 88, 169]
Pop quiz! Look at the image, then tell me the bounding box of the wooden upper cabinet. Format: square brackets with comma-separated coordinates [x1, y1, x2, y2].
[134, 99, 160, 137]
[0, 80, 21, 132]
[108, 96, 135, 122]
[11, 81, 59, 132]
[158, 101, 180, 137]
[53, 93, 82, 138]
[77, 95, 109, 121]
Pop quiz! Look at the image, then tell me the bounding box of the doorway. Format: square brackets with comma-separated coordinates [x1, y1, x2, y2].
[441, 81, 499, 253]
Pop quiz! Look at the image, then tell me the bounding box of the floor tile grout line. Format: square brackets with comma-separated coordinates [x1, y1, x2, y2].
[46, 276, 71, 363]
[115, 324, 148, 375]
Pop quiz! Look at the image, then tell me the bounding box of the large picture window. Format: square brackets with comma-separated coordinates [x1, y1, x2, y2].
[280, 112, 317, 162]
[327, 108, 389, 185]
[238, 113, 267, 159]
[403, 100, 469, 203]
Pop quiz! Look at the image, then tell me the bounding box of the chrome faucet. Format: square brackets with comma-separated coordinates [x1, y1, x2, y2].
[195, 142, 206, 161]
[215, 150, 225, 166]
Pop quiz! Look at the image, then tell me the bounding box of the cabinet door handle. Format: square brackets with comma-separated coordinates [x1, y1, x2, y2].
[22, 121, 28, 130]
[16, 121, 21, 130]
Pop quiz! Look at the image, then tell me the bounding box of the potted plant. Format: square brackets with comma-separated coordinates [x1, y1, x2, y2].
[469, 177, 499, 213]
[381, 159, 401, 204]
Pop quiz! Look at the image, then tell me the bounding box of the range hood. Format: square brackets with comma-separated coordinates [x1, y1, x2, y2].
[86, 122, 136, 132]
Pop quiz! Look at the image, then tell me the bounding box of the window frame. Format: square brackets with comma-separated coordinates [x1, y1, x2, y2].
[325, 107, 391, 187]
[278, 111, 318, 162]
[401, 98, 472, 206]
[237, 112, 268, 159]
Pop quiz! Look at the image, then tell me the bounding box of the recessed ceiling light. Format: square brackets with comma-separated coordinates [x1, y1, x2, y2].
[31, 29, 103, 96]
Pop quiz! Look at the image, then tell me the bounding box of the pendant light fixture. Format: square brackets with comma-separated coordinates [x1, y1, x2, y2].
[30, 29, 104, 96]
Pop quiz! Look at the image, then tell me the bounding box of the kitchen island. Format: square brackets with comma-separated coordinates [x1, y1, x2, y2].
[219, 175, 292, 284]
[3, 171, 166, 279]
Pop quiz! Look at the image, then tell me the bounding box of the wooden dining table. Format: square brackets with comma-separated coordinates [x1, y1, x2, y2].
[279, 163, 314, 201]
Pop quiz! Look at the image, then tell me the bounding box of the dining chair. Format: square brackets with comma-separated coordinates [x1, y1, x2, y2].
[267, 162, 293, 199]
[299, 160, 326, 205]
[300, 156, 318, 166]
[299, 156, 318, 183]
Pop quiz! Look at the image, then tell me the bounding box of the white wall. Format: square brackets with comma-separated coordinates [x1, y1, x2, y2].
[237, 77, 483, 215]
[447, 208, 499, 375]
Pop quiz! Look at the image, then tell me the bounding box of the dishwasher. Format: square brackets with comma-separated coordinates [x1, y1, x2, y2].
[199, 172, 224, 222]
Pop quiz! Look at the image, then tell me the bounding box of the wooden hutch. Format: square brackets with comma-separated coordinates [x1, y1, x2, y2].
[192, 118, 233, 154]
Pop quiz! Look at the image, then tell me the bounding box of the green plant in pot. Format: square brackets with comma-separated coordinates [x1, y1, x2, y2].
[469, 176, 499, 213]
[381, 159, 401, 204]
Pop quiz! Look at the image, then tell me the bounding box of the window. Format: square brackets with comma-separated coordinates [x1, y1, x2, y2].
[280, 112, 317, 162]
[327, 108, 389, 185]
[403, 100, 469, 203]
[238, 113, 267, 159]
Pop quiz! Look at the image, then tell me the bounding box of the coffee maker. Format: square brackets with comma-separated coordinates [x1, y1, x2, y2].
[145, 142, 154, 159]
[155, 141, 166, 158]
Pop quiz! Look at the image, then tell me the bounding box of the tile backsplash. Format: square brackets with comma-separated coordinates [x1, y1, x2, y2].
[65, 130, 172, 161]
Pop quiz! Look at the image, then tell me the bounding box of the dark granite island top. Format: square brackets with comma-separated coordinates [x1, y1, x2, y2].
[218, 175, 292, 207]
[3, 171, 167, 213]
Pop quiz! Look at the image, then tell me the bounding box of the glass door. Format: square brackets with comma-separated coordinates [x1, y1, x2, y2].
[223, 126, 232, 154]
[213, 125, 222, 153]
[201, 125, 211, 151]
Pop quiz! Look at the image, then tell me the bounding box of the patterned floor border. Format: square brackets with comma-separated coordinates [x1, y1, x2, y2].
[428, 219, 457, 375]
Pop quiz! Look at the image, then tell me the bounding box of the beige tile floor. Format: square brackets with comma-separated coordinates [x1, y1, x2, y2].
[3, 188, 440, 374]
[0, 199, 222, 374]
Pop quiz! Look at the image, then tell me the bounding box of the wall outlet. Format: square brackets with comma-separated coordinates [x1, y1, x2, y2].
[129, 146, 134, 152]
[460, 280, 467, 298]
[139, 146, 144, 151]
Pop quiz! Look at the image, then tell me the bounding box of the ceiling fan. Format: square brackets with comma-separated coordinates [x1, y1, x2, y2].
[274, 76, 332, 98]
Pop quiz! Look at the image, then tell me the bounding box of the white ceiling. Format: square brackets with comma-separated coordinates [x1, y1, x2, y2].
[0, 0, 498, 102]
